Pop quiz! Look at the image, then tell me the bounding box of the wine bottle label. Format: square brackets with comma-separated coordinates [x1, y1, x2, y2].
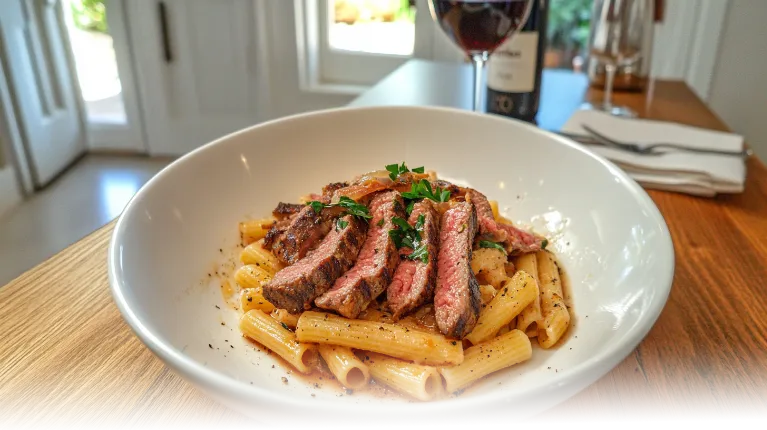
[487, 33, 539, 93]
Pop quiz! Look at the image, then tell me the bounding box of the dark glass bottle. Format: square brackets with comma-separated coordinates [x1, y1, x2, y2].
[485, 0, 548, 123]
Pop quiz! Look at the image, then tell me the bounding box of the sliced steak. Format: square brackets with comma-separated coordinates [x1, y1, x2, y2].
[500, 223, 544, 255]
[465, 189, 544, 254]
[322, 182, 349, 199]
[431, 180, 466, 199]
[465, 189, 507, 243]
[271, 204, 338, 265]
[434, 201, 481, 339]
[387, 200, 440, 320]
[262, 218, 290, 249]
[262, 215, 366, 313]
[315, 191, 405, 318]
[272, 202, 304, 220]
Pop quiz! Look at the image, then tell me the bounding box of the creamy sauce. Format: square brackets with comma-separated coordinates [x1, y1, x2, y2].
[207, 196, 576, 401]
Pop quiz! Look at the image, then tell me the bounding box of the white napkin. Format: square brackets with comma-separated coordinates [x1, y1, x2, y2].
[561, 110, 747, 197]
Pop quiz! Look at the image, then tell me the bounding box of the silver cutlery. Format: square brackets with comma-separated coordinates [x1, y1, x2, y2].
[579, 124, 751, 158]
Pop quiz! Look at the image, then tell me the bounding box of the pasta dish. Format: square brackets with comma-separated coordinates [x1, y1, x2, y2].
[228, 163, 571, 400]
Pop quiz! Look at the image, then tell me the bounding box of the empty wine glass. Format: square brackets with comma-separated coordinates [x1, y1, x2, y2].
[584, 0, 654, 117]
[427, 0, 534, 112]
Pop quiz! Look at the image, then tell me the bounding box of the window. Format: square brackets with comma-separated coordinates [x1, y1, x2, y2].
[296, 0, 434, 90]
[328, 0, 416, 56]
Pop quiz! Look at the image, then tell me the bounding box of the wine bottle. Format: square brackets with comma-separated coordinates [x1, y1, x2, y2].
[486, 0, 548, 123]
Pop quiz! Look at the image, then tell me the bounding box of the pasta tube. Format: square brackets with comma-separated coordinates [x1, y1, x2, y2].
[536, 251, 571, 348]
[489, 200, 500, 220]
[295, 311, 463, 366]
[464, 271, 537, 345]
[270, 309, 300, 329]
[318, 345, 370, 390]
[365, 352, 442, 401]
[240, 240, 282, 275]
[236, 264, 275, 313]
[439, 329, 532, 393]
[239, 310, 316, 374]
[514, 253, 543, 336]
[239, 218, 274, 243]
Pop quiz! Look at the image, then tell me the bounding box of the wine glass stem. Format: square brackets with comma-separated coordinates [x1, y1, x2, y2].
[471, 53, 488, 112]
[604, 63, 617, 108]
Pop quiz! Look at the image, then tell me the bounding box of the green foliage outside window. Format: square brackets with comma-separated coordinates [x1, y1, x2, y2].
[70, 0, 107, 34]
[547, 0, 592, 56]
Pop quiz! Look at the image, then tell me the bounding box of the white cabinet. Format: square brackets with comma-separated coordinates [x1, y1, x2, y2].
[127, 0, 272, 155]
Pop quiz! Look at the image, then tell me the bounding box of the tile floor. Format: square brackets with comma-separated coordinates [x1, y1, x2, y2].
[0, 154, 173, 286]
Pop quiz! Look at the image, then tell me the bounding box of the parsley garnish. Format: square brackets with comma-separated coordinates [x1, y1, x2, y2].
[389, 214, 428, 263]
[541, 239, 548, 250]
[307, 196, 371, 221]
[405, 200, 415, 215]
[479, 240, 507, 255]
[337, 196, 372, 219]
[336, 218, 349, 230]
[280, 322, 291, 331]
[401, 179, 451, 203]
[385, 162, 425, 181]
[308, 201, 324, 214]
[376, 218, 384, 227]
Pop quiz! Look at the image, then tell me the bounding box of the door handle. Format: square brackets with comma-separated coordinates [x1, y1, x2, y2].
[158, 1, 173, 63]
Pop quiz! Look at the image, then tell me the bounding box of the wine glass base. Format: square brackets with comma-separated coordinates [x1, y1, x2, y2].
[580, 102, 637, 118]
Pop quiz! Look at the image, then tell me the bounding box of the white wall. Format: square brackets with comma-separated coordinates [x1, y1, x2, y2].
[707, 0, 767, 162]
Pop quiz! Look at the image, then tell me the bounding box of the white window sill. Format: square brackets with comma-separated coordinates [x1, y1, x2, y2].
[299, 81, 370, 96]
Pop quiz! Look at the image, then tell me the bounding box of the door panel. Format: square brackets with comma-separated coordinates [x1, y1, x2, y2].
[0, 0, 85, 187]
[128, 0, 271, 155]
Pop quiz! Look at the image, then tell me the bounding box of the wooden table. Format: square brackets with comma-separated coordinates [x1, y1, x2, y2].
[2, 61, 767, 426]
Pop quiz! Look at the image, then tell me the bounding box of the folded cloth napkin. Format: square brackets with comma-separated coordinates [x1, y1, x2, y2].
[561, 110, 747, 197]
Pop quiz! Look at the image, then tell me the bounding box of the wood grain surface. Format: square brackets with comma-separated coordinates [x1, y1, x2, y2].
[2, 73, 766, 426]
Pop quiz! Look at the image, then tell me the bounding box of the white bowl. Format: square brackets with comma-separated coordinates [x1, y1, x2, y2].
[109, 106, 673, 426]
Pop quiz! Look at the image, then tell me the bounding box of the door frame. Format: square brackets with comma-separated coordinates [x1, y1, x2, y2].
[66, 0, 148, 153]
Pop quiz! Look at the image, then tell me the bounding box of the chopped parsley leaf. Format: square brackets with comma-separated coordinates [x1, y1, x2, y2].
[306, 196, 371, 221]
[389, 214, 428, 262]
[479, 240, 507, 255]
[336, 218, 349, 230]
[400, 179, 451, 203]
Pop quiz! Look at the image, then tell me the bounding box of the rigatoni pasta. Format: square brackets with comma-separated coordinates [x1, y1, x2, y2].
[240, 240, 281, 275]
[295, 311, 463, 366]
[239, 310, 316, 374]
[464, 271, 537, 345]
[239, 218, 274, 243]
[440, 329, 532, 393]
[221, 165, 571, 400]
[318, 345, 370, 389]
[514, 253, 543, 336]
[365, 352, 442, 401]
[536, 251, 571, 349]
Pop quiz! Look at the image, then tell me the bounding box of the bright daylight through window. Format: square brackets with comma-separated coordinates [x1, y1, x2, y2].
[328, 0, 416, 56]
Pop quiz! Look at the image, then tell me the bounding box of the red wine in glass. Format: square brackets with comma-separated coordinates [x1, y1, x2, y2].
[428, 0, 533, 111]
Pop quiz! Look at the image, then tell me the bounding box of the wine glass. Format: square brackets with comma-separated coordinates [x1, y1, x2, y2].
[427, 0, 534, 112]
[584, 0, 654, 117]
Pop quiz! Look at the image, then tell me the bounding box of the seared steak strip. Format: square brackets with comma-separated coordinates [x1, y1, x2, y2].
[262, 218, 290, 249]
[465, 189, 507, 243]
[387, 200, 440, 320]
[465, 189, 544, 255]
[262, 215, 366, 313]
[435, 201, 481, 339]
[272, 202, 304, 220]
[322, 182, 349, 199]
[315, 191, 405, 318]
[271, 204, 341, 265]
